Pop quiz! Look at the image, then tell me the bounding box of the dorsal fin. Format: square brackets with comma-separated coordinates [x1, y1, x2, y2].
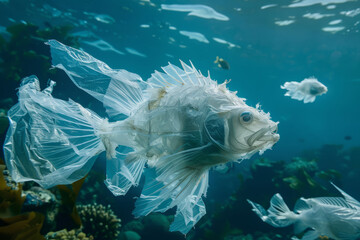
[331, 182, 360, 209]
[147, 60, 215, 89]
[294, 198, 311, 213]
[312, 197, 354, 209]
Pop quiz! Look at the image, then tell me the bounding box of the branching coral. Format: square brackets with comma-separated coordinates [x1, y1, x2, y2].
[46, 229, 93, 240]
[77, 203, 121, 240]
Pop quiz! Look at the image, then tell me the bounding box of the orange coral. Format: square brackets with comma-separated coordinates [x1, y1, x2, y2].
[0, 164, 45, 240]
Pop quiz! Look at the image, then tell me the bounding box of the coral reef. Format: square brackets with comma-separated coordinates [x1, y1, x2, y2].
[23, 187, 57, 209]
[283, 157, 318, 175]
[1, 167, 18, 191]
[77, 203, 121, 240]
[46, 229, 93, 240]
[0, 164, 25, 217]
[0, 164, 45, 240]
[22, 186, 59, 233]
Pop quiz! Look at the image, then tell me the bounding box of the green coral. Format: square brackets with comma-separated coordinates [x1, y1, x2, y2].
[284, 157, 318, 175]
[77, 203, 121, 240]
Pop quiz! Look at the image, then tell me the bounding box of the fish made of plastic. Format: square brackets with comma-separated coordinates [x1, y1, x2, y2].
[247, 183, 360, 240]
[3, 40, 279, 234]
[281, 77, 328, 103]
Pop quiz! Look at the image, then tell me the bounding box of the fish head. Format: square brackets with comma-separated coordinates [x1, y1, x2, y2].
[309, 81, 328, 96]
[226, 105, 279, 157]
[303, 77, 328, 96]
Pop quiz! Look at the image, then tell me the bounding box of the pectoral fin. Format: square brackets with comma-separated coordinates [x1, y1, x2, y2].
[133, 145, 210, 234]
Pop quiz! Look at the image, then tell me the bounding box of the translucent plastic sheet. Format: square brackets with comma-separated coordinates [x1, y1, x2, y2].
[4, 76, 104, 188]
[47, 39, 147, 120]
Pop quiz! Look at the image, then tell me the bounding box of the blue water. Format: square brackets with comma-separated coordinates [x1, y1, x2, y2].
[1, 0, 360, 239]
[3, 0, 358, 161]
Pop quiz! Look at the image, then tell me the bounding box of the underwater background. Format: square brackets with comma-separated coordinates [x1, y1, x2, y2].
[0, 0, 359, 239]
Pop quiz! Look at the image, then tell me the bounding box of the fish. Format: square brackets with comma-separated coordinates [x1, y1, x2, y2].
[247, 183, 360, 240]
[281, 77, 327, 103]
[214, 56, 230, 70]
[3, 40, 279, 234]
[344, 135, 352, 140]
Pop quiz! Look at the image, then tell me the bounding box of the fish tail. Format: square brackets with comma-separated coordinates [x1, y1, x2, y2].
[214, 56, 219, 63]
[46, 40, 149, 196]
[280, 81, 305, 100]
[247, 193, 298, 228]
[47, 39, 146, 120]
[280, 81, 299, 91]
[4, 76, 105, 188]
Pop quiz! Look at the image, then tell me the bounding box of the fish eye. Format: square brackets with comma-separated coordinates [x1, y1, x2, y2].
[240, 111, 253, 124]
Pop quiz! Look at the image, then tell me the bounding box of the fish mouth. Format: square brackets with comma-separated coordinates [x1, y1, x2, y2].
[246, 125, 279, 147]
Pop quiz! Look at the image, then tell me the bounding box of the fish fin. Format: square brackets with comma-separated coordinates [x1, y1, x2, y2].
[170, 197, 206, 234]
[311, 197, 353, 209]
[4, 76, 104, 188]
[47, 40, 146, 120]
[328, 220, 360, 240]
[304, 95, 316, 103]
[105, 146, 147, 196]
[300, 230, 319, 240]
[281, 81, 299, 91]
[294, 198, 311, 213]
[281, 81, 306, 101]
[147, 60, 215, 89]
[331, 182, 360, 209]
[267, 193, 297, 226]
[214, 56, 219, 63]
[134, 168, 208, 234]
[247, 199, 269, 221]
[248, 194, 297, 228]
[133, 146, 210, 234]
[291, 91, 305, 101]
